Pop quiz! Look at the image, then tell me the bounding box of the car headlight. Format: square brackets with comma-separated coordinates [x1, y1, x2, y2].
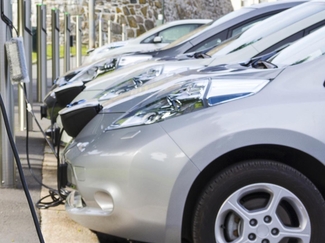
[97, 65, 164, 101]
[51, 70, 81, 90]
[74, 59, 117, 83]
[105, 78, 270, 130]
[117, 54, 153, 67]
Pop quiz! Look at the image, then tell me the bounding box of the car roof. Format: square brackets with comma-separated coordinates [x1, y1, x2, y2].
[209, 0, 325, 58]
[155, 0, 307, 55]
[248, 0, 307, 9]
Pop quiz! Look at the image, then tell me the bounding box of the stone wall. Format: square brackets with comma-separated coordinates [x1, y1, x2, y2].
[33, 0, 233, 46]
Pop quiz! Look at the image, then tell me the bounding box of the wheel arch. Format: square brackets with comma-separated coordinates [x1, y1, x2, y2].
[181, 144, 325, 243]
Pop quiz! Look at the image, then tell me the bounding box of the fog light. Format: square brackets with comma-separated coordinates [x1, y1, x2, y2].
[74, 166, 86, 181]
[66, 190, 84, 208]
[94, 191, 114, 213]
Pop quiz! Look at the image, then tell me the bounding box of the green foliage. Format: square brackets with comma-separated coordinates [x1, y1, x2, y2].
[32, 44, 88, 63]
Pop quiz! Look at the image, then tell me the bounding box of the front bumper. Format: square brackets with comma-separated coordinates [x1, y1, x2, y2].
[64, 124, 198, 242]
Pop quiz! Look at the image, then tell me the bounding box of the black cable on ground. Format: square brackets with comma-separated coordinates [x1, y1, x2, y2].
[0, 92, 44, 243]
[1, 3, 44, 241]
[21, 83, 68, 209]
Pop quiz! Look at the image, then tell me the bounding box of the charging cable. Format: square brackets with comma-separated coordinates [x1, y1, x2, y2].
[0, 92, 45, 243]
[20, 83, 69, 209]
[1, 0, 18, 36]
[1, 3, 45, 242]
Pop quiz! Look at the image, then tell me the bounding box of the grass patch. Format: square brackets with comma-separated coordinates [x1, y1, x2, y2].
[32, 44, 89, 63]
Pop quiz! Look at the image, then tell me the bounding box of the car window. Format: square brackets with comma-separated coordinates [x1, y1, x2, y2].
[208, 2, 325, 57]
[159, 7, 254, 51]
[187, 13, 277, 54]
[230, 16, 269, 37]
[158, 24, 202, 43]
[186, 31, 228, 53]
[268, 26, 325, 66]
[142, 24, 201, 44]
[254, 31, 304, 57]
[256, 20, 325, 56]
[160, 24, 211, 50]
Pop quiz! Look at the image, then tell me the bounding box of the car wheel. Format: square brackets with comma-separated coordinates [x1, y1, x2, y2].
[192, 160, 325, 243]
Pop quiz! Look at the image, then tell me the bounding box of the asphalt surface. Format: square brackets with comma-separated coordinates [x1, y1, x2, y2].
[0, 58, 133, 243]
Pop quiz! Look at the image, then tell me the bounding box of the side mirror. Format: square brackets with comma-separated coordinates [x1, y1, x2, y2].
[153, 36, 162, 43]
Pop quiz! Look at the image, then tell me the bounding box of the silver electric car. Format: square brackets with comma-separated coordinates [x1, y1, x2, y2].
[62, 36, 325, 242]
[42, 0, 307, 123]
[48, 0, 325, 121]
[53, 0, 325, 144]
[83, 19, 211, 64]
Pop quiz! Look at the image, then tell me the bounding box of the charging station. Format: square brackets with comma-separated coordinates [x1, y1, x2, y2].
[37, 4, 47, 102]
[0, 0, 15, 188]
[52, 8, 60, 83]
[76, 15, 82, 67]
[64, 12, 71, 73]
[15, 0, 36, 137]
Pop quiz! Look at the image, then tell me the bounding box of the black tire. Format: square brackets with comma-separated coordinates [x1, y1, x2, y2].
[192, 160, 325, 243]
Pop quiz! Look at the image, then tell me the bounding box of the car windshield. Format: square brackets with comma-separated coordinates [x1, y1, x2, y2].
[160, 7, 254, 50]
[268, 26, 325, 66]
[207, 2, 325, 57]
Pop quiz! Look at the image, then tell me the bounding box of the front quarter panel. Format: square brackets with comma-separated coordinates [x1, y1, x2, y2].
[64, 124, 199, 242]
[161, 57, 325, 170]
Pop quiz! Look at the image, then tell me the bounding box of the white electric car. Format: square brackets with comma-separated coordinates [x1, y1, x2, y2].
[83, 19, 211, 64]
[62, 40, 325, 243]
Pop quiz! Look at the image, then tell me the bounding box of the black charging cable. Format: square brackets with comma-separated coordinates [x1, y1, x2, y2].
[20, 83, 69, 209]
[0, 92, 45, 243]
[1, 2, 44, 242]
[1, 0, 18, 36]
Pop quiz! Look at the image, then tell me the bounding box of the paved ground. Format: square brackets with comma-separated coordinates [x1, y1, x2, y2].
[0, 58, 132, 243]
[3, 103, 143, 243]
[2, 101, 100, 243]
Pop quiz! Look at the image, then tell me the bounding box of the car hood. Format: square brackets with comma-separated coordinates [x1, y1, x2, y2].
[61, 63, 283, 143]
[100, 62, 284, 112]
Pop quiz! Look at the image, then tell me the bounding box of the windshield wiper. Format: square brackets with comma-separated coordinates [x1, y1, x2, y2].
[255, 60, 278, 69]
[243, 42, 293, 68]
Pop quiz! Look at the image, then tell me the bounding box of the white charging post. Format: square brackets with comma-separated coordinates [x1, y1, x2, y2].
[99, 14, 103, 47]
[64, 12, 71, 73]
[76, 15, 82, 67]
[18, 0, 33, 131]
[52, 8, 60, 83]
[107, 20, 111, 45]
[0, 0, 15, 187]
[37, 4, 47, 102]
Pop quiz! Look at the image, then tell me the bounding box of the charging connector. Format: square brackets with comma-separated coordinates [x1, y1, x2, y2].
[5, 37, 29, 83]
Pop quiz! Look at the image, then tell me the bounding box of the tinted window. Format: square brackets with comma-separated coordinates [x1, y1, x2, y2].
[257, 20, 325, 56]
[186, 31, 227, 53]
[160, 24, 211, 49]
[142, 24, 201, 44]
[159, 24, 201, 43]
[230, 15, 269, 37]
[255, 32, 303, 57]
[268, 26, 325, 66]
[160, 7, 254, 50]
[208, 2, 325, 57]
[187, 12, 276, 53]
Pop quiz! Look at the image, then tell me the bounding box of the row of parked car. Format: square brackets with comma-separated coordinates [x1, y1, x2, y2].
[43, 0, 325, 242]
